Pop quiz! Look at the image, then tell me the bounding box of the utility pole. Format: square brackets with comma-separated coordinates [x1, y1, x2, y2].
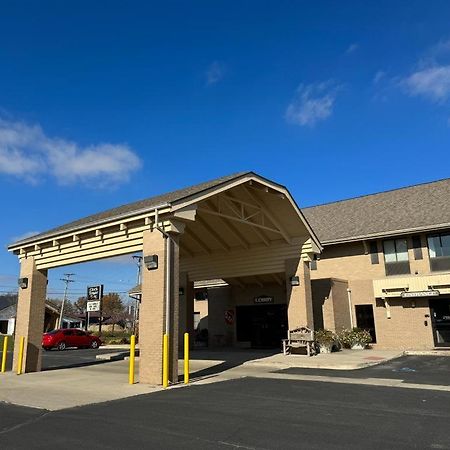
[132, 256, 143, 335]
[58, 273, 75, 329]
[132, 255, 143, 285]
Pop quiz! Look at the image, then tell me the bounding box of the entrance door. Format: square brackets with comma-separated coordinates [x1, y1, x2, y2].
[355, 304, 377, 343]
[236, 304, 288, 348]
[430, 299, 450, 347]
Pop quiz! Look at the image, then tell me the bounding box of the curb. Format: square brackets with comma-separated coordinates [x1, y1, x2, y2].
[96, 351, 130, 361]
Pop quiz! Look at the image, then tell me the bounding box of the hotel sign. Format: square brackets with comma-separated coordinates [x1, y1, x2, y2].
[401, 290, 440, 298]
[86, 300, 101, 312]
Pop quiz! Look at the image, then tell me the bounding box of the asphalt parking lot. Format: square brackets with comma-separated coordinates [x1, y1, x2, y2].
[277, 355, 450, 386]
[3, 347, 116, 371]
[1, 376, 450, 449]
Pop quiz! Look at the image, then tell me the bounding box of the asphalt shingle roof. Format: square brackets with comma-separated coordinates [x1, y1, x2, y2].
[10, 172, 251, 247]
[302, 178, 450, 244]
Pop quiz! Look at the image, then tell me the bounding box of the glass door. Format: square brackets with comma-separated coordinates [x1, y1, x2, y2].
[430, 299, 450, 347]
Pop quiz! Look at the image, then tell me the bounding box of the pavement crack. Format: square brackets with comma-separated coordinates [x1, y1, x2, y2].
[0, 410, 52, 436]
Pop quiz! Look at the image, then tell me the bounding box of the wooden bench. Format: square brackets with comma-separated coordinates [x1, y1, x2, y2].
[282, 326, 316, 356]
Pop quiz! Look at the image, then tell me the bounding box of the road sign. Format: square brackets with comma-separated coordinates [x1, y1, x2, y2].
[87, 300, 101, 312]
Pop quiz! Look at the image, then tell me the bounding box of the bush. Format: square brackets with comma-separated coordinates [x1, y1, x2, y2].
[314, 329, 336, 347]
[338, 328, 372, 348]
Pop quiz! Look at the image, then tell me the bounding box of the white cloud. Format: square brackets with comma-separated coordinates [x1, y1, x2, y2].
[373, 70, 386, 84]
[205, 61, 226, 86]
[0, 119, 142, 186]
[402, 65, 450, 102]
[399, 39, 450, 103]
[345, 43, 359, 54]
[285, 81, 341, 127]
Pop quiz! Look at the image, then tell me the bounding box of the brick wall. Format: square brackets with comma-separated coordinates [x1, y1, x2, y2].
[311, 233, 436, 349]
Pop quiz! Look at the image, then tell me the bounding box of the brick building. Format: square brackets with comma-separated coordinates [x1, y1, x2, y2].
[304, 177, 450, 350]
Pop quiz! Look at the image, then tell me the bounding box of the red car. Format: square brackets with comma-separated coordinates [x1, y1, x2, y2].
[42, 328, 102, 351]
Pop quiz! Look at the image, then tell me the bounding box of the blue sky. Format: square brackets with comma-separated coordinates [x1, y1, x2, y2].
[1, 1, 450, 301]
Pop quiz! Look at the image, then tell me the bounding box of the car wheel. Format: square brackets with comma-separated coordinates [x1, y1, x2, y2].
[57, 341, 66, 351]
[90, 340, 99, 349]
[43, 346, 51, 351]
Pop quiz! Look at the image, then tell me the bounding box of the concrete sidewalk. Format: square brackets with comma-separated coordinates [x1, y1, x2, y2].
[242, 349, 404, 370]
[0, 348, 402, 411]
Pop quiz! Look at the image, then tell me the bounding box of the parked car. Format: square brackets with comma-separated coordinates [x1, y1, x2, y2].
[42, 328, 102, 351]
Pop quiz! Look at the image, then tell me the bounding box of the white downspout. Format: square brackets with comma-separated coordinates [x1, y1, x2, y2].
[347, 288, 354, 328]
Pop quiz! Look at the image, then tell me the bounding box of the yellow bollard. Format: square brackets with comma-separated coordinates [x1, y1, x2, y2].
[128, 334, 136, 385]
[184, 332, 189, 384]
[17, 336, 25, 375]
[162, 333, 169, 388]
[1, 335, 8, 373]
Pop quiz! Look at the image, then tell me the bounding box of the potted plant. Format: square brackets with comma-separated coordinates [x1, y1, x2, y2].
[338, 328, 372, 350]
[314, 329, 336, 354]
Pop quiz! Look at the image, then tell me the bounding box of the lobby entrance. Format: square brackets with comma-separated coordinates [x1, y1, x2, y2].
[430, 298, 450, 347]
[236, 304, 288, 348]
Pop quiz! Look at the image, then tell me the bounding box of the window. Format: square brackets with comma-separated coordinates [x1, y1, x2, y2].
[369, 241, 379, 264]
[383, 238, 410, 276]
[428, 233, 450, 271]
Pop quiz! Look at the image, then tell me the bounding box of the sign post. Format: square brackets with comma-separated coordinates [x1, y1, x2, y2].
[87, 285, 104, 334]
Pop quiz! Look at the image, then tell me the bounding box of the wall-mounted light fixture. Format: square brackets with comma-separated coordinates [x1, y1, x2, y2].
[290, 276, 300, 286]
[179, 287, 185, 296]
[18, 277, 28, 289]
[144, 255, 158, 270]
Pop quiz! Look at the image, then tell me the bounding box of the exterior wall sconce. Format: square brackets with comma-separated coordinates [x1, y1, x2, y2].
[179, 287, 185, 296]
[290, 276, 300, 286]
[144, 255, 158, 270]
[18, 277, 28, 289]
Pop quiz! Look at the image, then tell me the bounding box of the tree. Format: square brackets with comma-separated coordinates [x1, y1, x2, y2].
[47, 298, 77, 317]
[102, 293, 126, 332]
[74, 296, 87, 314]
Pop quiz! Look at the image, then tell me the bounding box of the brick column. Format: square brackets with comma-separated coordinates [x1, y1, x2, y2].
[285, 258, 314, 330]
[13, 257, 47, 373]
[140, 229, 180, 385]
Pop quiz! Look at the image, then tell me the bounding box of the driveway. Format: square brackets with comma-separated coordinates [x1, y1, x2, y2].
[3, 347, 119, 372]
[277, 355, 450, 386]
[1, 377, 450, 449]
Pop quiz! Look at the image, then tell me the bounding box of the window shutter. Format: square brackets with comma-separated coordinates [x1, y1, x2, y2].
[412, 235, 423, 260]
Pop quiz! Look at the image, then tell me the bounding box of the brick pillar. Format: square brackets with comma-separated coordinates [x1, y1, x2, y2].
[140, 229, 180, 385]
[168, 235, 180, 382]
[13, 257, 47, 373]
[285, 258, 314, 330]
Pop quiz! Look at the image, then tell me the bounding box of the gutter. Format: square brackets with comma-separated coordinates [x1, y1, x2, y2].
[320, 222, 450, 246]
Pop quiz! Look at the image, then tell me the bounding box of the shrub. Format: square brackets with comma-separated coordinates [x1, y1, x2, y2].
[314, 329, 336, 347]
[338, 328, 372, 348]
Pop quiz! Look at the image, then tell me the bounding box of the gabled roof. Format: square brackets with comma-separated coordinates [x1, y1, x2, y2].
[10, 172, 250, 248]
[0, 304, 16, 320]
[303, 178, 450, 245]
[9, 171, 322, 252]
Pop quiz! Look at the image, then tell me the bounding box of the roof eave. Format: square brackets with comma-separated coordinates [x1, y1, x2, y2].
[7, 201, 172, 251]
[320, 222, 450, 246]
